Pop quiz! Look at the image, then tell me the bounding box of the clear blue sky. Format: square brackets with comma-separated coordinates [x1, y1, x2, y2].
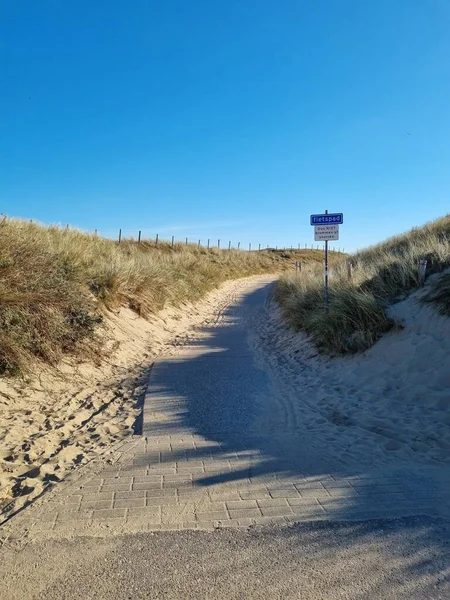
[1, 1, 450, 251]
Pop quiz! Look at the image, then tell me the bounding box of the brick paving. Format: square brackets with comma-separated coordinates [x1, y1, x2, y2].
[6, 431, 449, 539]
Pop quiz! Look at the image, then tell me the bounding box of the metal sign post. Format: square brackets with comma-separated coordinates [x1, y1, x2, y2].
[310, 210, 343, 314]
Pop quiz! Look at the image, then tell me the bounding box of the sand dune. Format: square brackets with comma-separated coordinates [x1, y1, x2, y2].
[252, 272, 450, 468]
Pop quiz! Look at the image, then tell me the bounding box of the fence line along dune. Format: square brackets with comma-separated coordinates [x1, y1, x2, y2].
[275, 214, 450, 353]
[0, 218, 329, 376]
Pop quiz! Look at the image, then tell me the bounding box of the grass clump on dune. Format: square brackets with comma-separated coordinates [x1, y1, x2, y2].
[275, 274, 393, 354]
[275, 215, 450, 354]
[424, 272, 450, 316]
[0, 218, 323, 376]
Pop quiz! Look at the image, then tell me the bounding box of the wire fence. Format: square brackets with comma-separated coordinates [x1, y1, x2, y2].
[87, 227, 345, 254]
[4, 216, 346, 253]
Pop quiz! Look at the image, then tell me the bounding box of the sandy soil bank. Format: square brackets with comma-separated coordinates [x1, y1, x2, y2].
[254, 273, 450, 468]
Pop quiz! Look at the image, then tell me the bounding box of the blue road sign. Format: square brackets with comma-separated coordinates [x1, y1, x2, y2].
[310, 213, 343, 225]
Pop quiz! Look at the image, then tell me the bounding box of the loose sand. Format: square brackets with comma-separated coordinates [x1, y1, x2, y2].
[252, 272, 450, 468]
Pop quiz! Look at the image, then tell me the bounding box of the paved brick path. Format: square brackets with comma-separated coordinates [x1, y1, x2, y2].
[8, 432, 450, 538]
[3, 278, 450, 540]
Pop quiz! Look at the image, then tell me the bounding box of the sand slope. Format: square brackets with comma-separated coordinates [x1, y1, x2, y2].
[255, 272, 450, 468]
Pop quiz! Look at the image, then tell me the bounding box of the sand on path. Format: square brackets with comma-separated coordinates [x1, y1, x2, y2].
[0, 277, 262, 519]
[1, 275, 449, 545]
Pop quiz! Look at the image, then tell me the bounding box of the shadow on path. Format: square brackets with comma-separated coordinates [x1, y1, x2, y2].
[143, 282, 450, 522]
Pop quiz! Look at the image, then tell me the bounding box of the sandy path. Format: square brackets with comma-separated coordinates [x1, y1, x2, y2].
[1, 275, 449, 546]
[0, 276, 263, 520]
[5, 270, 446, 524]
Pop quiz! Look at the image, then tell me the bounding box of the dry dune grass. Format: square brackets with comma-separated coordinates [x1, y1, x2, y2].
[0, 218, 325, 376]
[275, 214, 450, 353]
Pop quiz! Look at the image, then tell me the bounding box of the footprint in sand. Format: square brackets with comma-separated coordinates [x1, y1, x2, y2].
[70, 409, 93, 426]
[384, 439, 403, 452]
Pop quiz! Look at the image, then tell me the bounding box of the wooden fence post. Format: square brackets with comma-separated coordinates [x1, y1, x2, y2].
[347, 262, 353, 281]
[171, 235, 174, 248]
[138, 231, 141, 245]
[418, 259, 427, 286]
[156, 233, 159, 246]
[207, 239, 210, 249]
[249, 243, 251, 251]
[258, 243, 261, 252]
[218, 239, 220, 249]
[118, 229, 122, 244]
[186, 237, 188, 246]
[198, 239, 201, 248]
[228, 241, 231, 250]
[238, 242, 240, 250]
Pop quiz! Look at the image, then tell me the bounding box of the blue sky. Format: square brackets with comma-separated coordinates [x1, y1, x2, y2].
[1, 1, 450, 251]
